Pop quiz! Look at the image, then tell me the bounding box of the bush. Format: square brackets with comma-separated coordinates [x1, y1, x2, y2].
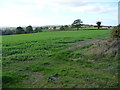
[2, 30, 13, 35]
[26, 25, 33, 33]
[110, 25, 120, 41]
[16, 27, 25, 34]
[34, 27, 42, 32]
[53, 26, 56, 30]
[60, 26, 65, 30]
[64, 25, 69, 30]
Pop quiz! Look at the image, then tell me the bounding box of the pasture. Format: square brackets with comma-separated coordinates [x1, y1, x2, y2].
[2, 30, 118, 88]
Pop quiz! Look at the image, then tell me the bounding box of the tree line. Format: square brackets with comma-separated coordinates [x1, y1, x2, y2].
[0, 19, 108, 35]
[1, 25, 71, 35]
[1, 25, 42, 35]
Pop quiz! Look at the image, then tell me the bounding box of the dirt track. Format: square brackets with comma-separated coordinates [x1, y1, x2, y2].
[65, 39, 106, 50]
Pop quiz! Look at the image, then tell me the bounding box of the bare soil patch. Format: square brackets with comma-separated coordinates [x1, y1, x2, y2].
[65, 39, 106, 51]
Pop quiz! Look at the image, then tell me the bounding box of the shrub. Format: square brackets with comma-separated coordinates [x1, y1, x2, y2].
[26, 25, 33, 33]
[60, 26, 65, 30]
[34, 27, 42, 32]
[53, 26, 56, 30]
[2, 30, 14, 35]
[16, 27, 25, 34]
[110, 24, 120, 41]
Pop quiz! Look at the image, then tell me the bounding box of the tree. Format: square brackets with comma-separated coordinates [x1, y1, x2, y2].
[64, 25, 69, 30]
[16, 26, 25, 34]
[72, 19, 83, 30]
[40, 27, 43, 29]
[2, 30, 13, 35]
[96, 21, 101, 29]
[53, 26, 56, 30]
[64, 25, 69, 28]
[110, 24, 120, 40]
[34, 27, 42, 32]
[60, 26, 65, 30]
[26, 25, 33, 33]
[43, 27, 48, 29]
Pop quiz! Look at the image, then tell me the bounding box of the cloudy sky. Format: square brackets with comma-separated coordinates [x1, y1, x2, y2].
[0, 0, 119, 27]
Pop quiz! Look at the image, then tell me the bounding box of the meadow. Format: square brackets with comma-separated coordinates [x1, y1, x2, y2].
[2, 30, 118, 88]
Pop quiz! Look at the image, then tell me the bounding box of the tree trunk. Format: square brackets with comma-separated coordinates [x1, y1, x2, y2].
[98, 26, 100, 29]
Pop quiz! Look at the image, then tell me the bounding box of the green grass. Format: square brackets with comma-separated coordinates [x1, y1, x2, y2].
[2, 30, 118, 88]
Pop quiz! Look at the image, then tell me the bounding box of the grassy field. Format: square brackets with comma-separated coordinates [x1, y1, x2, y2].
[2, 30, 118, 88]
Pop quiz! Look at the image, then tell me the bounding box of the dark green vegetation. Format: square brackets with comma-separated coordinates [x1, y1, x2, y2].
[1, 25, 42, 35]
[110, 24, 120, 41]
[96, 21, 101, 29]
[2, 30, 118, 88]
[1, 19, 111, 36]
[72, 19, 83, 30]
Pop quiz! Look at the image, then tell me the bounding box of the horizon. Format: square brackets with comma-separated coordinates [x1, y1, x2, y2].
[0, 24, 116, 28]
[0, 0, 119, 27]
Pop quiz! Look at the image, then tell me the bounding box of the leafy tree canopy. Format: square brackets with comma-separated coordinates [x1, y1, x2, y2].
[96, 21, 101, 29]
[16, 26, 25, 34]
[26, 25, 33, 33]
[72, 19, 83, 30]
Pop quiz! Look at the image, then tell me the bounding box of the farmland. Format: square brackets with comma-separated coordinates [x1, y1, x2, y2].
[2, 30, 118, 88]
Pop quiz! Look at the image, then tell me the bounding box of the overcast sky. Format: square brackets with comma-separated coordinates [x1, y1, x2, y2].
[0, 0, 119, 27]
